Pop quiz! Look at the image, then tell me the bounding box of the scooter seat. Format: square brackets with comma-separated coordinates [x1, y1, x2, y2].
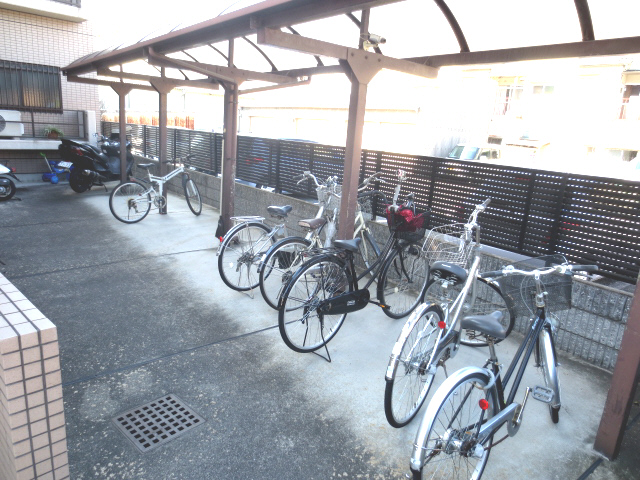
[298, 218, 327, 230]
[137, 163, 155, 170]
[334, 237, 362, 253]
[267, 205, 292, 218]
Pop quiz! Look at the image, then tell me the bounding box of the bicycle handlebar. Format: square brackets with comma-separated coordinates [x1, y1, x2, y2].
[480, 263, 599, 279]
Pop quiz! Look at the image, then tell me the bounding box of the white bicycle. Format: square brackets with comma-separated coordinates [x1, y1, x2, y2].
[109, 154, 202, 223]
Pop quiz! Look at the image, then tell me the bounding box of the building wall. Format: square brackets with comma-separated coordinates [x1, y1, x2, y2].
[0, 5, 100, 174]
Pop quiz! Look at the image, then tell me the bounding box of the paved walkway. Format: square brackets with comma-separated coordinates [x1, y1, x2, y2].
[0, 181, 637, 479]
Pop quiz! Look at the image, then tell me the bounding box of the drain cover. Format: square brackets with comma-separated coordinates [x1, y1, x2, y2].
[112, 394, 204, 453]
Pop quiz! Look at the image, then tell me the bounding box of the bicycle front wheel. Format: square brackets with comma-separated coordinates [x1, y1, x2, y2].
[183, 178, 202, 215]
[218, 222, 274, 291]
[378, 245, 429, 319]
[538, 327, 561, 423]
[424, 277, 515, 347]
[278, 255, 352, 353]
[109, 181, 151, 224]
[410, 369, 497, 480]
[259, 236, 311, 310]
[384, 304, 445, 428]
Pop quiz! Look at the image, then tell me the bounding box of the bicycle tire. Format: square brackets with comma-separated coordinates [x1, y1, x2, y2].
[183, 177, 202, 215]
[218, 221, 274, 291]
[384, 303, 445, 428]
[538, 326, 561, 423]
[357, 229, 381, 273]
[423, 277, 515, 347]
[278, 254, 352, 353]
[259, 236, 312, 310]
[410, 368, 497, 480]
[378, 245, 429, 319]
[109, 181, 151, 224]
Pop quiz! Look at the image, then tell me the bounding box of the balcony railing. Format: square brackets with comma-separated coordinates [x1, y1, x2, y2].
[0, 110, 87, 139]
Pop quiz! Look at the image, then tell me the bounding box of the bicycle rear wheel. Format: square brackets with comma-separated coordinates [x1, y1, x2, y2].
[424, 277, 514, 347]
[259, 236, 311, 310]
[378, 245, 429, 319]
[218, 222, 274, 291]
[183, 178, 202, 215]
[410, 369, 497, 480]
[278, 255, 351, 353]
[384, 304, 444, 428]
[109, 181, 151, 223]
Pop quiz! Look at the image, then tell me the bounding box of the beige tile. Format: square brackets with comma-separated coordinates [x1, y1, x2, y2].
[23, 309, 45, 322]
[9, 410, 27, 428]
[34, 320, 57, 343]
[14, 300, 36, 312]
[54, 463, 69, 480]
[50, 426, 66, 443]
[50, 438, 67, 457]
[48, 398, 64, 416]
[4, 365, 23, 384]
[29, 404, 46, 423]
[26, 390, 45, 408]
[15, 329, 38, 350]
[23, 361, 42, 380]
[1, 283, 18, 294]
[52, 452, 67, 470]
[16, 466, 35, 480]
[22, 347, 41, 364]
[32, 431, 50, 450]
[38, 472, 54, 480]
[11, 424, 29, 443]
[0, 327, 19, 353]
[1, 351, 23, 369]
[48, 412, 65, 430]
[4, 311, 28, 326]
[0, 303, 18, 315]
[34, 444, 51, 464]
[45, 371, 61, 389]
[12, 437, 32, 458]
[35, 458, 52, 477]
[30, 418, 48, 437]
[8, 395, 27, 414]
[6, 380, 25, 400]
[6, 291, 26, 302]
[41, 343, 59, 360]
[15, 451, 33, 471]
[46, 385, 63, 402]
[43, 357, 60, 374]
[25, 376, 44, 395]
[0, 294, 9, 304]
[0, 317, 8, 328]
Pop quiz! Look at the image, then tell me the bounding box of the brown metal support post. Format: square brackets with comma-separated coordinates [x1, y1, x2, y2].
[337, 10, 380, 240]
[151, 77, 175, 215]
[594, 281, 640, 459]
[220, 39, 239, 233]
[110, 84, 133, 183]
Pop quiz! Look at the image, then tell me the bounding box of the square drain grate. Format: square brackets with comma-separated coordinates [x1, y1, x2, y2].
[112, 394, 204, 453]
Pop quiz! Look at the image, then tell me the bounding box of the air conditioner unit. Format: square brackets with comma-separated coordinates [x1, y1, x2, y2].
[0, 110, 25, 137]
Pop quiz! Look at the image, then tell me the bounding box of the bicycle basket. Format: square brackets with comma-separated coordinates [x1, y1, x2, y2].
[422, 223, 473, 267]
[495, 254, 572, 318]
[385, 206, 429, 242]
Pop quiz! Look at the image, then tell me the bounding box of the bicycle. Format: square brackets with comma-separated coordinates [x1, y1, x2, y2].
[109, 154, 202, 223]
[217, 173, 342, 294]
[408, 255, 598, 480]
[277, 178, 430, 360]
[257, 171, 384, 310]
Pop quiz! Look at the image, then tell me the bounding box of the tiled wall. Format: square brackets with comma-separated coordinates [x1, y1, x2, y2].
[0, 273, 69, 480]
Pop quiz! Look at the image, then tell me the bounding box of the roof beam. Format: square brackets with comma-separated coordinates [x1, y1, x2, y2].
[147, 48, 300, 84]
[407, 36, 640, 67]
[257, 28, 438, 79]
[66, 75, 156, 91]
[97, 68, 219, 90]
[239, 78, 311, 95]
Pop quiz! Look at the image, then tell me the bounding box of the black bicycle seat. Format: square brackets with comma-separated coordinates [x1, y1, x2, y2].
[334, 238, 362, 253]
[431, 261, 468, 285]
[267, 205, 292, 218]
[461, 311, 507, 340]
[298, 217, 326, 230]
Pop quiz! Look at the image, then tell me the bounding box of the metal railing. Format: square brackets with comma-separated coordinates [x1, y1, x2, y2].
[19, 110, 86, 139]
[102, 121, 640, 284]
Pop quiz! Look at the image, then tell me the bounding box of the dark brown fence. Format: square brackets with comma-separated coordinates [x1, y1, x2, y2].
[102, 121, 640, 284]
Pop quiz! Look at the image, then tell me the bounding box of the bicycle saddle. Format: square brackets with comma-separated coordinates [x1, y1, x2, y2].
[431, 261, 468, 285]
[460, 311, 507, 340]
[267, 205, 292, 218]
[298, 217, 326, 230]
[334, 237, 362, 253]
[137, 163, 155, 170]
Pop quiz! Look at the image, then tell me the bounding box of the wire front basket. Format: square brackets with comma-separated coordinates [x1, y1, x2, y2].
[495, 255, 572, 318]
[422, 223, 473, 267]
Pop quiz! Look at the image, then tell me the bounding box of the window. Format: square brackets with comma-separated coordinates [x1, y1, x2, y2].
[493, 85, 523, 117]
[0, 60, 63, 112]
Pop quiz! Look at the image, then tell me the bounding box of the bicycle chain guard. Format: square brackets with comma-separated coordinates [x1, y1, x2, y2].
[317, 289, 370, 315]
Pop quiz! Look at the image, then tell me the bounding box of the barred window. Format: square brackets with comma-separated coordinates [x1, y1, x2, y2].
[0, 60, 63, 112]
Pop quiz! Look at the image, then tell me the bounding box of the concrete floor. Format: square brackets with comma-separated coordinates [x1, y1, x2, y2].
[0, 180, 637, 479]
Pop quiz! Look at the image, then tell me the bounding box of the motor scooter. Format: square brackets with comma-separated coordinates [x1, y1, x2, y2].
[0, 162, 19, 201]
[58, 133, 133, 193]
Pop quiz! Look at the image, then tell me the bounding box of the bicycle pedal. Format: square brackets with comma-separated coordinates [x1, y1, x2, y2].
[532, 386, 554, 403]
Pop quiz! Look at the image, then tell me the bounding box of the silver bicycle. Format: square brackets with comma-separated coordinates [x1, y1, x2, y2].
[109, 154, 202, 223]
[408, 255, 598, 480]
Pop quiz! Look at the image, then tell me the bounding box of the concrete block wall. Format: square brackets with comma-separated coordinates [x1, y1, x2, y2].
[0, 274, 69, 480]
[153, 166, 634, 372]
